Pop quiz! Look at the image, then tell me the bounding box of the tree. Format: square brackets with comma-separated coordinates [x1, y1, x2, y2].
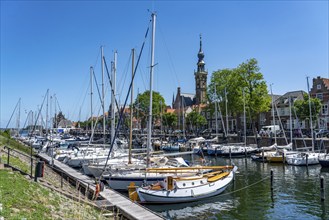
[185, 110, 207, 134]
[162, 112, 177, 132]
[294, 94, 321, 128]
[133, 91, 166, 129]
[208, 58, 271, 132]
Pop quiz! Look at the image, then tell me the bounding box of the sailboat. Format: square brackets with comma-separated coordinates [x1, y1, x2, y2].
[99, 13, 199, 190]
[286, 77, 320, 166]
[134, 165, 237, 204]
[266, 91, 294, 163]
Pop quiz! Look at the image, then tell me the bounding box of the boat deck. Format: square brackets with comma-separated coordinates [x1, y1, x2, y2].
[38, 152, 163, 220]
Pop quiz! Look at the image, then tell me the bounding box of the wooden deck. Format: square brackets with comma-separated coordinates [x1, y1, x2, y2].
[38, 152, 163, 220]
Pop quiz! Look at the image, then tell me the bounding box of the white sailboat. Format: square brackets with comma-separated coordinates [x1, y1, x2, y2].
[286, 77, 319, 166]
[135, 166, 237, 203]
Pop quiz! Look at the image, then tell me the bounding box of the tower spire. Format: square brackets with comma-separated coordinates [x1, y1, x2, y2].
[199, 34, 202, 52]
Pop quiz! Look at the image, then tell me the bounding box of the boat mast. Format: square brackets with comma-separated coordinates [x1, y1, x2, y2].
[90, 66, 94, 134]
[214, 85, 219, 139]
[46, 91, 49, 137]
[243, 89, 246, 146]
[270, 84, 277, 144]
[147, 12, 156, 168]
[129, 49, 135, 164]
[289, 95, 293, 145]
[225, 87, 229, 136]
[101, 46, 106, 145]
[111, 51, 117, 146]
[307, 76, 314, 152]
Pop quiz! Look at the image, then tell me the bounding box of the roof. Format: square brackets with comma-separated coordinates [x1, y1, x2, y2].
[180, 93, 195, 107]
[274, 90, 306, 106]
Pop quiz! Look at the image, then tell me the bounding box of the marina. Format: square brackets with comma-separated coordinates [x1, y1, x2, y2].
[146, 155, 329, 219]
[1, 1, 329, 220]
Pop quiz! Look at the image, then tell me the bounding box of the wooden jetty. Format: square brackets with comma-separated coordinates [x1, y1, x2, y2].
[37, 152, 163, 220]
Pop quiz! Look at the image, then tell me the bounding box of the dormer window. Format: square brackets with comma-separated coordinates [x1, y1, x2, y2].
[317, 84, 322, 90]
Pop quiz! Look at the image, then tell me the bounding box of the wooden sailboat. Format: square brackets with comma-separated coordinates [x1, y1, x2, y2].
[134, 166, 237, 204]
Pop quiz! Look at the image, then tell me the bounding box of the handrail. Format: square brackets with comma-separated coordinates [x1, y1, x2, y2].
[3, 145, 34, 159]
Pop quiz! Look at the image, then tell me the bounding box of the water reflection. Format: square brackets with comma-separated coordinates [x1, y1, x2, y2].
[142, 155, 329, 219]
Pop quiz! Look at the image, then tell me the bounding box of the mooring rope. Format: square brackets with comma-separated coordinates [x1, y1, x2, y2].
[217, 175, 271, 198]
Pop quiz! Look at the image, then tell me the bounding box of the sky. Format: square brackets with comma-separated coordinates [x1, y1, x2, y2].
[1, 0, 328, 128]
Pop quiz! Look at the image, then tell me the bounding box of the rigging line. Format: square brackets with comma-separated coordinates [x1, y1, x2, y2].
[103, 56, 120, 112]
[158, 22, 180, 88]
[139, 63, 148, 91]
[274, 101, 288, 144]
[101, 20, 151, 173]
[71, 71, 91, 121]
[93, 48, 101, 71]
[117, 52, 132, 101]
[5, 98, 21, 129]
[92, 69, 104, 109]
[28, 89, 49, 139]
[55, 95, 62, 113]
[22, 110, 32, 130]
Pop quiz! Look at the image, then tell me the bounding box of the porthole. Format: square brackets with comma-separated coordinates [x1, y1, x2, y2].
[200, 180, 203, 184]
[192, 182, 194, 185]
[183, 183, 186, 186]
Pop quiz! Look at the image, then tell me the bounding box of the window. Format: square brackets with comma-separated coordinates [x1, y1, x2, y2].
[317, 84, 322, 89]
[322, 105, 328, 115]
[316, 93, 323, 100]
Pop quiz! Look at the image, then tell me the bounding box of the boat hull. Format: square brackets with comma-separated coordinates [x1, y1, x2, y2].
[137, 169, 235, 203]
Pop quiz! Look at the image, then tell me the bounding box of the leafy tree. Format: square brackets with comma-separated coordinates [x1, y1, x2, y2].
[294, 94, 321, 128]
[208, 58, 271, 132]
[186, 110, 207, 134]
[162, 112, 177, 132]
[133, 91, 166, 129]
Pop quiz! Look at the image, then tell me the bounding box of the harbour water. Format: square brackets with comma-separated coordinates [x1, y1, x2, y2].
[144, 155, 329, 220]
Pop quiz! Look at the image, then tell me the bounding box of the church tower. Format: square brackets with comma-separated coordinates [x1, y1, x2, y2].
[194, 34, 208, 105]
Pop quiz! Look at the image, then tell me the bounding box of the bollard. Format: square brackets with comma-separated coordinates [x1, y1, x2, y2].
[61, 172, 63, 189]
[320, 176, 325, 201]
[262, 149, 265, 163]
[270, 169, 274, 191]
[34, 160, 44, 182]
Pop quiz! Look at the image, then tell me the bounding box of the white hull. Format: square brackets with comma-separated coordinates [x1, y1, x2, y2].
[286, 152, 320, 166]
[137, 167, 236, 203]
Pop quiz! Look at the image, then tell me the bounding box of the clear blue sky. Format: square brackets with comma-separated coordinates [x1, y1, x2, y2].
[1, 1, 328, 128]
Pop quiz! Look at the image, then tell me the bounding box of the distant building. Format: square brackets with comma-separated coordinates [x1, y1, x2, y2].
[272, 90, 307, 130]
[310, 76, 329, 129]
[172, 34, 208, 109]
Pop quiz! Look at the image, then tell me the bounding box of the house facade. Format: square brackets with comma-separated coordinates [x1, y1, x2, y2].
[310, 76, 329, 129]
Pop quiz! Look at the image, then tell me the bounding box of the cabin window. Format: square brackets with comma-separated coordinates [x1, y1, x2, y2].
[317, 84, 321, 89]
[322, 105, 328, 115]
[316, 93, 323, 100]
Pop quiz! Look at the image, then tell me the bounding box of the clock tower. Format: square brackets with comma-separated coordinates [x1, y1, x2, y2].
[194, 34, 208, 105]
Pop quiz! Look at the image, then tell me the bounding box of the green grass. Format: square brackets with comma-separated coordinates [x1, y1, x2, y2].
[0, 170, 105, 219]
[0, 154, 30, 174]
[0, 134, 34, 156]
[0, 133, 110, 219]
